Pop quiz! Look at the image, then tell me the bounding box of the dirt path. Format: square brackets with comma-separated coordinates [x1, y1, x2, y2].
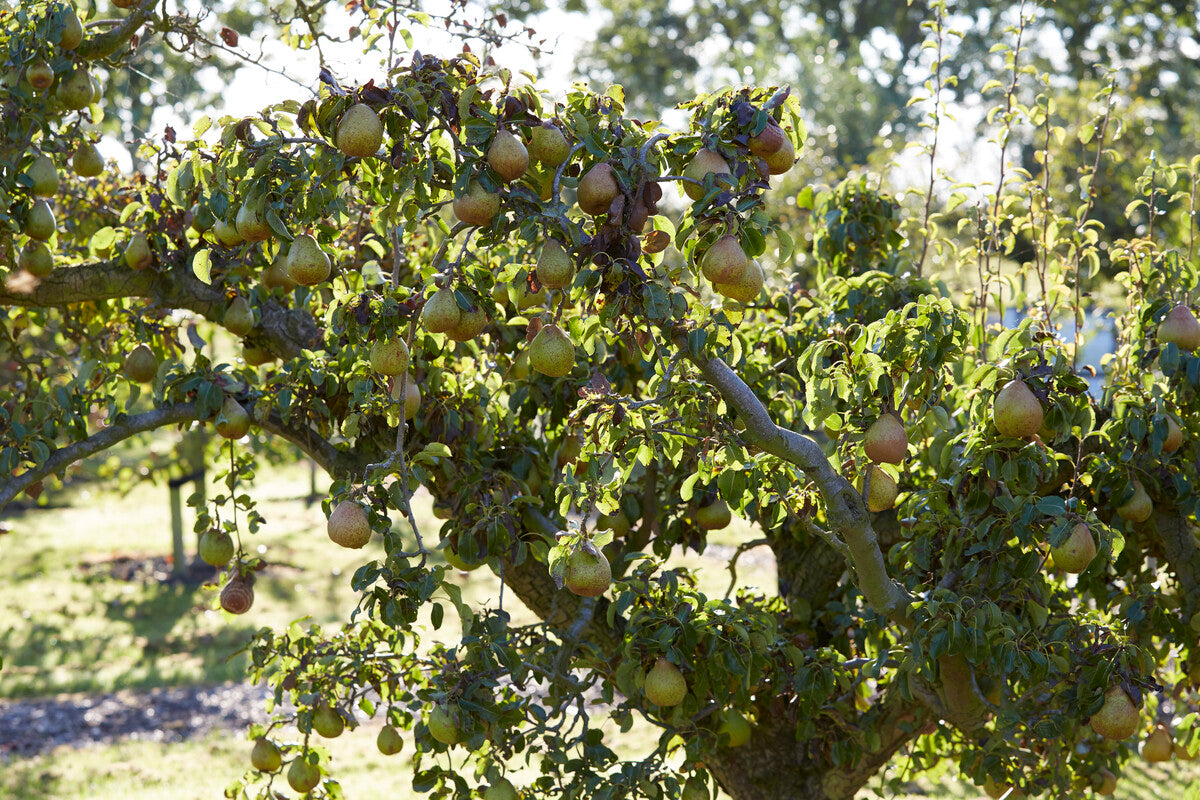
[0, 682, 271, 757]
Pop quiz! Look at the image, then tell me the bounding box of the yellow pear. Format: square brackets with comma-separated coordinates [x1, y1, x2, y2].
[262, 249, 297, 290]
[24, 200, 55, 241]
[213, 219, 243, 247]
[1089, 685, 1139, 740]
[863, 412, 908, 464]
[577, 162, 619, 215]
[56, 66, 93, 110]
[1157, 304, 1200, 351]
[446, 306, 488, 342]
[529, 323, 575, 377]
[537, 239, 574, 289]
[715, 259, 765, 303]
[644, 658, 687, 707]
[27, 60, 54, 92]
[565, 547, 611, 596]
[863, 466, 897, 512]
[1141, 723, 1173, 762]
[370, 338, 410, 375]
[1094, 769, 1118, 795]
[1116, 480, 1152, 523]
[215, 397, 251, 439]
[764, 134, 796, 175]
[223, 296, 255, 337]
[25, 154, 59, 197]
[453, 180, 501, 226]
[993, 378, 1043, 438]
[1163, 415, 1184, 453]
[1050, 522, 1096, 573]
[683, 148, 731, 201]
[328, 500, 371, 548]
[487, 130, 528, 182]
[234, 200, 272, 243]
[421, 288, 462, 334]
[72, 142, 104, 177]
[529, 122, 570, 166]
[19, 241, 54, 277]
[700, 235, 749, 284]
[286, 233, 331, 285]
[390, 377, 421, 420]
[123, 232, 153, 271]
[336, 103, 384, 158]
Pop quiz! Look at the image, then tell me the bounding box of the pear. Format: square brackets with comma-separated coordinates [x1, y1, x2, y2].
[336, 103, 384, 158]
[1050, 522, 1096, 573]
[1089, 685, 1140, 740]
[19, 242, 54, 277]
[250, 737, 282, 772]
[56, 67, 93, 110]
[391, 377, 421, 420]
[27, 60, 54, 92]
[748, 121, 785, 157]
[72, 142, 104, 177]
[682, 777, 708, 800]
[1142, 723, 1172, 762]
[1163, 415, 1184, 453]
[715, 259, 765, 303]
[864, 413, 908, 464]
[24, 200, 55, 241]
[219, 576, 254, 614]
[718, 709, 751, 746]
[235, 200, 272, 243]
[701, 235, 749, 284]
[982, 778, 1024, 800]
[59, 7, 84, 50]
[565, 547, 611, 597]
[213, 219, 243, 247]
[123, 344, 158, 383]
[683, 148, 731, 201]
[88, 75, 102, 104]
[421, 288, 463, 334]
[1174, 742, 1198, 761]
[1116, 480, 1152, 523]
[377, 725, 404, 756]
[262, 249, 298, 290]
[243, 345, 276, 366]
[123, 232, 152, 271]
[529, 323, 575, 377]
[577, 162, 619, 215]
[223, 296, 254, 337]
[863, 466, 898, 512]
[694, 499, 731, 530]
[286, 757, 320, 793]
[1157, 304, 1200, 351]
[444, 545, 481, 572]
[370, 338, 410, 375]
[327, 500, 371, 548]
[644, 658, 687, 707]
[992, 378, 1043, 438]
[764, 134, 796, 175]
[312, 704, 345, 738]
[216, 397, 251, 439]
[484, 778, 518, 800]
[26, 154, 59, 197]
[529, 122, 570, 166]
[516, 283, 547, 310]
[287, 233, 331, 285]
[1094, 769, 1118, 796]
[198, 529, 235, 566]
[427, 703, 462, 744]
[487, 130, 528, 182]
[446, 306, 488, 342]
[536, 239, 574, 289]
[597, 511, 632, 538]
[453, 181, 500, 226]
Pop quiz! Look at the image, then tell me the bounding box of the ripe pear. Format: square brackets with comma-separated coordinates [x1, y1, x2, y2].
[421, 288, 463, 333]
[682, 777, 708, 800]
[59, 7, 84, 50]
[484, 777, 518, 800]
[262, 249, 298, 290]
[694, 499, 731, 530]
[24, 200, 55, 241]
[219, 576, 254, 614]
[123, 344, 157, 383]
[529, 323, 575, 377]
[250, 737, 282, 772]
[223, 296, 254, 337]
[56, 67, 93, 110]
[370, 338, 410, 375]
[287, 233, 331, 285]
[864, 413, 908, 464]
[1051, 522, 1096, 573]
[644, 658, 687, 707]
[19, 242, 54, 277]
[391, 377, 421, 419]
[213, 219, 243, 248]
[764, 134, 796, 175]
[234, 201, 272, 243]
[123, 232, 153, 271]
[565, 547, 611, 597]
[718, 709, 751, 746]
[199, 529, 235, 566]
[27, 60, 54, 92]
[992, 378, 1043, 438]
[1142, 723, 1172, 762]
[715, 259, 765, 303]
[1116, 480, 1152, 523]
[1094, 769, 1118, 796]
[863, 466, 898, 512]
[312, 704, 345, 738]
[700, 235, 749, 284]
[428, 703, 462, 744]
[216, 397, 251, 439]
[748, 122, 785, 157]
[286, 757, 321, 793]
[683, 149, 731, 201]
[529, 122, 570, 166]
[377, 725, 404, 755]
[26, 154, 59, 197]
[536, 239, 574, 289]
[488, 130, 528, 182]
[446, 306, 488, 342]
[453, 181, 500, 226]
[72, 142, 104, 177]
[1163, 415, 1184, 453]
[336, 102, 384, 158]
[1157, 304, 1200, 351]
[328, 500, 371, 549]
[577, 162, 619, 215]
[1089, 685, 1140, 740]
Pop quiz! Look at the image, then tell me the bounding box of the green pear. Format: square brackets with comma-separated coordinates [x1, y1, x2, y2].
[863, 412, 907, 464]
[370, 338, 409, 375]
[446, 306, 488, 342]
[1116, 480, 1152, 523]
[992, 378, 1043, 438]
[529, 323, 575, 377]
[286, 233, 331, 285]
[1157, 304, 1200, 351]
[718, 709, 751, 746]
[536, 239, 574, 289]
[215, 397, 251, 439]
[336, 102, 384, 158]
[1094, 769, 1118, 795]
[123, 344, 158, 383]
[243, 345, 275, 366]
[72, 142, 104, 177]
[262, 248, 298, 290]
[1050, 522, 1096, 573]
[198, 529, 235, 566]
[683, 148, 731, 201]
[56, 67, 93, 110]
[123, 232, 152, 271]
[327, 500, 371, 548]
[286, 757, 321, 793]
[377, 725, 404, 755]
[565, 547, 611, 597]
[19, 241, 54, 277]
[487, 130, 528, 182]
[748, 121, 785, 157]
[249, 737, 281, 772]
[234, 200, 272, 243]
[1089, 685, 1139, 740]
[427, 703, 462, 745]
[694, 499, 731, 530]
[597, 511, 631, 537]
[764, 134, 796, 175]
[484, 777, 518, 800]
[312, 703, 345, 738]
[390, 377, 421, 419]
[577, 162, 619, 215]
[1163, 415, 1184, 453]
[644, 658, 687, 707]
[27, 60, 54, 92]
[223, 296, 254, 337]
[453, 181, 500, 226]
[700, 235, 748, 284]
[59, 7, 84, 50]
[715, 259, 765, 303]
[421, 288, 463, 333]
[1142, 723, 1172, 762]
[682, 776, 708, 800]
[213, 219, 243, 247]
[26, 154, 59, 197]
[24, 200, 55, 241]
[529, 122, 570, 166]
[190, 203, 215, 233]
[863, 466, 898, 512]
[444, 545, 481, 572]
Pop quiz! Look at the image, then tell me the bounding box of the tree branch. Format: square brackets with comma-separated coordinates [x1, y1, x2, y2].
[78, 0, 157, 60]
[258, 409, 362, 477]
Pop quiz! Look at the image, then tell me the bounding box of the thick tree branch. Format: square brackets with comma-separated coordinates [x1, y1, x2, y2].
[78, 0, 158, 60]
[258, 409, 362, 477]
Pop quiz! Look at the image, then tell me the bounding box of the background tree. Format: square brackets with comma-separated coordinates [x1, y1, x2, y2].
[4, 2, 1200, 800]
